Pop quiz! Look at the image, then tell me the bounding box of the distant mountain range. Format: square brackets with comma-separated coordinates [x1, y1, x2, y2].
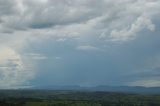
[31, 85, 160, 94]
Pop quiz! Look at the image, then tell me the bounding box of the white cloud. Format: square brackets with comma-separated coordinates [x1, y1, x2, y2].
[25, 53, 48, 60]
[110, 15, 155, 41]
[77, 45, 99, 51]
[1, 0, 160, 42]
[56, 38, 67, 42]
[129, 80, 160, 87]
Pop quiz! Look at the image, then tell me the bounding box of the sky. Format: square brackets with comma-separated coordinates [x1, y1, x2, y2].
[0, 0, 160, 89]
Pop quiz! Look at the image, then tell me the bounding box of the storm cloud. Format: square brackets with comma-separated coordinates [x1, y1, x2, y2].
[0, 0, 160, 88]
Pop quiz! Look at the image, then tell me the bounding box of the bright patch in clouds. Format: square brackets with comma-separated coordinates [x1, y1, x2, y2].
[0, 46, 34, 89]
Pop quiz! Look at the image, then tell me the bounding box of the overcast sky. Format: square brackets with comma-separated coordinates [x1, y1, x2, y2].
[0, 0, 160, 89]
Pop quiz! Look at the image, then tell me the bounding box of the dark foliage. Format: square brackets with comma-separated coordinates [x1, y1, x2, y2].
[0, 90, 160, 106]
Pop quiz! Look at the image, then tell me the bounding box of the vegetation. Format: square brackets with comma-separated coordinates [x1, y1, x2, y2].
[0, 90, 160, 106]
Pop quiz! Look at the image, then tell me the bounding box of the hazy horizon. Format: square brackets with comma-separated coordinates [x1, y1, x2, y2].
[0, 0, 160, 89]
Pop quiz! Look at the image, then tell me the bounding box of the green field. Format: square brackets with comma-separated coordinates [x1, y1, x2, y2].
[0, 90, 160, 106]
